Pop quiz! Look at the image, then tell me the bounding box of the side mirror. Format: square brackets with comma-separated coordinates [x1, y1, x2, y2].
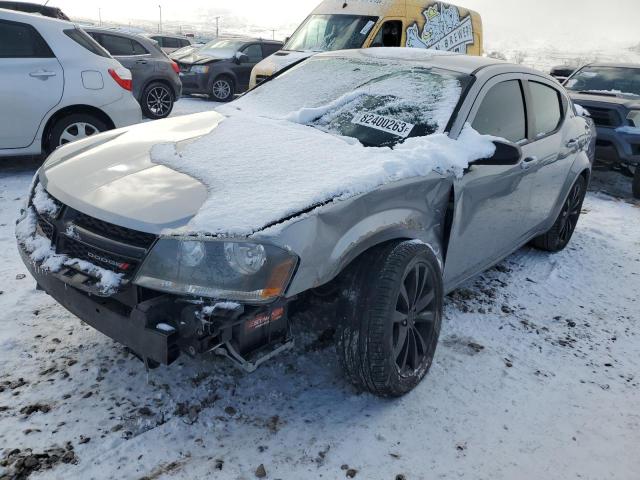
[284, 36, 290, 44]
[474, 141, 522, 166]
[234, 52, 249, 64]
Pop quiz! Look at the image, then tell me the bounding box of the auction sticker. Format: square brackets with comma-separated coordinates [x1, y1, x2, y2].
[351, 112, 415, 138]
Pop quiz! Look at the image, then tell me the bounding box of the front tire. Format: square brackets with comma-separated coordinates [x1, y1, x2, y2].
[336, 241, 443, 397]
[531, 175, 587, 252]
[632, 166, 640, 199]
[141, 82, 174, 119]
[210, 76, 235, 102]
[46, 113, 108, 155]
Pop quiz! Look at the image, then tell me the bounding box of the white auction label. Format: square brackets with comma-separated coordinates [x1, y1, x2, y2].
[351, 112, 415, 138]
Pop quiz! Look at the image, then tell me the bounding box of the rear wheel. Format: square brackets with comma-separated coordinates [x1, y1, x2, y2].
[632, 166, 640, 199]
[46, 113, 108, 154]
[141, 82, 174, 119]
[336, 241, 443, 397]
[531, 175, 586, 252]
[210, 76, 234, 102]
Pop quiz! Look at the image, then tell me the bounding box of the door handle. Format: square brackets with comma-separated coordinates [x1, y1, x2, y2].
[135, 60, 148, 64]
[565, 138, 579, 148]
[521, 156, 539, 170]
[29, 70, 57, 78]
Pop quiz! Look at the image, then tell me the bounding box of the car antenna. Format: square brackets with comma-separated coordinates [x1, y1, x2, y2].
[342, 2, 348, 8]
[42, 0, 51, 5]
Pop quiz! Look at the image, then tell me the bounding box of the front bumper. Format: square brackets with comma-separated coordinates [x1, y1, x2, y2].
[19, 245, 180, 365]
[594, 126, 640, 167]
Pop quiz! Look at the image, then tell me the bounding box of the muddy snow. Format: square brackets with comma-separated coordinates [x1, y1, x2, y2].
[1, 97, 638, 480]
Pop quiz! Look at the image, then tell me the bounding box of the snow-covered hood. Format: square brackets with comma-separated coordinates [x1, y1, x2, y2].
[252, 50, 315, 77]
[178, 52, 230, 65]
[40, 112, 221, 234]
[41, 110, 495, 238]
[569, 92, 640, 110]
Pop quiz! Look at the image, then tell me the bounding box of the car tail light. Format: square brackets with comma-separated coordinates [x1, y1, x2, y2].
[171, 61, 180, 74]
[108, 67, 132, 91]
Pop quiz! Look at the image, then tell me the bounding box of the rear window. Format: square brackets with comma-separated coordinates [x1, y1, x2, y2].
[0, 19, 53, 58]
[529, 82, 563, 137]
[64, 29, 110, 58]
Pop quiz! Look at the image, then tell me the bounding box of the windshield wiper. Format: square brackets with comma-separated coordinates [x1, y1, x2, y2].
[577, 90, 620, 97]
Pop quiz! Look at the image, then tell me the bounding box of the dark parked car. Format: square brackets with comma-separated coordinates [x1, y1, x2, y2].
[565, 63, 640, 197]
[0, 1, 69, 20]
[549, 65, 576, 84]
[85, 28, 182, 119]
[177, 37, 283, 101]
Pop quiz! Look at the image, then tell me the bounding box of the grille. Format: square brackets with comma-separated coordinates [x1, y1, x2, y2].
[60, 237, 139, 277]
[586, 107, 621, 127]
[71, 210, 156, 249]
[37, 217, 55, 240]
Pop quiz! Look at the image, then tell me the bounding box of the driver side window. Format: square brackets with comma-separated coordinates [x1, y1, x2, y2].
[472, 80, 527, 143]
[241, 44, 263, 63]
[371, 20, 403, 47]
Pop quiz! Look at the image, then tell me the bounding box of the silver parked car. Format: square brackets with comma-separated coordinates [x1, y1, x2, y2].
[84, 28, 183, 119]
[17, 50, 595, 397]
[0, 8, 141, 157]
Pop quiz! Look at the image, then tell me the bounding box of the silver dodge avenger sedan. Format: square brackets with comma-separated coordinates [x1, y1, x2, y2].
[17, 49, 595, 397]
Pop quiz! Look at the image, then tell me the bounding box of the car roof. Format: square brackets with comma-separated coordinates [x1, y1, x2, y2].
[316, 48, 546, 77]
[83, 26, 154, 42]
[0, 6, 74, 27]
[0, 1, 69, 20]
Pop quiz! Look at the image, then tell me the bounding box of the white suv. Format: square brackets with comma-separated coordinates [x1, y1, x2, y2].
[0, 8, 142, 157]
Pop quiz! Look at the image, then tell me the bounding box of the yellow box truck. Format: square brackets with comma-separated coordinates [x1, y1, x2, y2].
[250, 0, 483, 88]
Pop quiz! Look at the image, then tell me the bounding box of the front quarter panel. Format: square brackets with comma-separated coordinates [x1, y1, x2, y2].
[252, 174, 452, 297]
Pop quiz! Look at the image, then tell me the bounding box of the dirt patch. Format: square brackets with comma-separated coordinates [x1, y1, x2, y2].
[0, 444, 76, 479]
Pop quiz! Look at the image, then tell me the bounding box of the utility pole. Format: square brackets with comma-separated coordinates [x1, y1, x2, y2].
[214, 16, 220, 38]
[158, 5, 162, 33]
[270, 29, 276, 40]
[98, 8, 102, 26]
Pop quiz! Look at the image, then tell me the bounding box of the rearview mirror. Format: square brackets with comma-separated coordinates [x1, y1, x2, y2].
[474, 141, 522, 166]
[234, 52, 249, 64]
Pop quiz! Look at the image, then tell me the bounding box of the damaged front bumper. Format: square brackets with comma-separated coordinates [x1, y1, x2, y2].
[19, 245, 293, 369]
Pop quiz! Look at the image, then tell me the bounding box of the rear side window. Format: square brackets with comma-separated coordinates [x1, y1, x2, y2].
[529, 81, 563, 137]
[0, 20, 54, 58]
[180, 39, 190, 47]
[97, 34, 148, 56]
[163, 37, 181, 49]
[64, 29, 110, 57]
[472, 80, 527, 143]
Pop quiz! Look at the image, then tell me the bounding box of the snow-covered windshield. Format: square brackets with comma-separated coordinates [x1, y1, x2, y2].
[565, 66, 640, 97]
[230, 55, 469, 147]
[284, 14, 378, 52]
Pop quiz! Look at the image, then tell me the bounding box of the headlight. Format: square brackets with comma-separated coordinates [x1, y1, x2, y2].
[627, 110, 640, 127]
[134, 238, 297, 303]
[190, 65, 209, 74]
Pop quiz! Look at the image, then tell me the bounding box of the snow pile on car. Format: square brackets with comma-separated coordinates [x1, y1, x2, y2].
[15, 181, 123, 294]
[151, 114, 496, 237]
[151, 54, 497, 237]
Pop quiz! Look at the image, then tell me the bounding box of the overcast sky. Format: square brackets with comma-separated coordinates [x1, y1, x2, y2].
[44, 0, 640, 50]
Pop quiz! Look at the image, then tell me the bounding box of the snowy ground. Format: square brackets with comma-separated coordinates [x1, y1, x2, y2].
[1, 97, 639, 480]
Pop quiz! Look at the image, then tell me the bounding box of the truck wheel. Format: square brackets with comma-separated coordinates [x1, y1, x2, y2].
[141, 82, 174, 119]
[531, 175, 586, 252]
[633, 166, 640, 199]
[336, 241, 443, 397]
[46, 113, 108, 155]
[210, 76, 235, 102]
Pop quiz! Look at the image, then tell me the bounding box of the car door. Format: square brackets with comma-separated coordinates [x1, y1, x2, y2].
[523, 77, 579, 227]
[444, 75, 538, 287]
[234, 43, 264, 91]
[0, 19, 63, 150]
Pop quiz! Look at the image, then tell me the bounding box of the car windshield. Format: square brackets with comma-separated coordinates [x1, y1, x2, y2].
[565, 66, 640, 97]
[229, 54, 469, 147]
[284, 14, 378, 52]
[200, 39, 245, 57]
